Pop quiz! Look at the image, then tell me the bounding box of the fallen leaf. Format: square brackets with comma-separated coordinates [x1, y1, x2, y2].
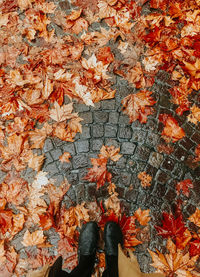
[22, 230, 46, 247]
[138, 172, 152, 187]
[100, 145, 122, 162]
[189, 208, 200, 227]
[134, 208, 150, 226]
[28, 153, 45, 172]
[159, 114, 185, 142]
[59, 152, 71, 163]
[176, 179, 193, 197]
[188, 104, 200, 125]
[155, 212, 186, 239]
[121, 90, 156, 123]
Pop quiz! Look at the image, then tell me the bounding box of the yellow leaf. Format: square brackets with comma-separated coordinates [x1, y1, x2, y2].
[22, 230, 46, 247]
[189, 208, 200, 227]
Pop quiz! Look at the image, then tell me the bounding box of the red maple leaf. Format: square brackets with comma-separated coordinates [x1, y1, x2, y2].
[190, 240, 200, 256]
[83, 156, 112, 189]
[159, 114, 185, 142]
[176, 179, 193, 197]
[149, 0, 169, 10]
[155, 212, 186, 239]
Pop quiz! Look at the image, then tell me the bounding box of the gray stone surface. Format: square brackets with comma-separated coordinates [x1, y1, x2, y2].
[118, 126, 132, 139]
[93, 111, 109, 123]
[72, 154, 88, 169]
[121, 142, 136, 155]
[109, 112, 119, 124]
[92, 125, 104, 137]
[75, 140, 89, 153]
[105, 124, 118, 137]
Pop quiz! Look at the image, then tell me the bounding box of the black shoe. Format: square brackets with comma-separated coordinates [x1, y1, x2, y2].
[78, 221, 99, 258]
[48, 256, 66, 277]
[104, 221, 123, 256]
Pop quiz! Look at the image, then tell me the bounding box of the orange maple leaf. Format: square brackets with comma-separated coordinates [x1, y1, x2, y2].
[134, 208, 150, 226]
[176, 179, 193, 197]
[121, 90, 156, 123]
[189, 208, 200, 228]
[159, 114, 185, 142]
[100, 145, 122, 162]
[149, 239, 199, 276]
[138, 172, 152, 187]
[59, 152, 72, 163]
[84, 156, 112, 189]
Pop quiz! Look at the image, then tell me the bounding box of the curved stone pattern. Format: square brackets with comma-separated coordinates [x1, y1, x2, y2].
[40, 74, 200, 272]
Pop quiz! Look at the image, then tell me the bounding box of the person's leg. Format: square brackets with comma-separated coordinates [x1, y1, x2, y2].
[48, 222, 99, 277]
[103, 221, 123, 277]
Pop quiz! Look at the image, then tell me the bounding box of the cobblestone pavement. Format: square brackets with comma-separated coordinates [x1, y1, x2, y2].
[1, 0, 200, 274]
[13, 72, 198, 272]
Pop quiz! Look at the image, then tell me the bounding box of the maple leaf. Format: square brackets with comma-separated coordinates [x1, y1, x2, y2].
[121, 90, 156, 124]
[57, 237, 78, 270]
[0, 243, 18, 277]
[100, 145, 122, 162]
[50, 102, 77, 123]
[194, 144, 200, 163]
[29, 123, 53, 149]
[84, 156, 112, 189]
[0, 171, 28, 205]
[176, 179, 193, 197]
[188, 104, 200, 125]
[134, 208, 150, 226]
[190, 240, 200, 256]
[120, 215, 142, 249]
[0, 209, 13, 234]
[155, 212, 186, 239]
[176, 229, 192, 250]
[22, 230, 46, 247]
[138, 172, 152, 187]
[82, 54, 109, 83]
[104, 193, 121, 217]
[67, 117, 83, 134]
[42, 75, 54, 100]
[183, 59, 200, 78]
[189, 208, 200, 227]
[149, 239, 199, 277]
[59, 152, 72, 163]
[159, 114, 185, 142]
[28, 153, 45, 172]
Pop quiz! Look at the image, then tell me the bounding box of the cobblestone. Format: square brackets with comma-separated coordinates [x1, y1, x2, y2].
[104, 124, 118, 137]
[43, 138, 54, 152]
[92, 125, 104, 137]
[79, 111, 93, 124]
[91, 139, 104, 151]
[109, 112, 119, 124]
[72, 154, 88, 169]
[93, 111, 109, 123]
[50, 148, 63, 160]
[148, 152, 164, 168]
[121, 142, 136, 155]
[75, 140, 89, 153]
[118, 126, 132, 139]
[101, 99, 116, 110]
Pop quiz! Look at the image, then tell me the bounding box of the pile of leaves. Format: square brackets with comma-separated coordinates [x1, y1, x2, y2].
[0, 0, 199, 275]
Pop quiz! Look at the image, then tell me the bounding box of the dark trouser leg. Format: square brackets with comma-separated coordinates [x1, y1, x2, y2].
[70, 255, 96, 277]
[102, 255, 118, 277]
[49, 255, 95, 277]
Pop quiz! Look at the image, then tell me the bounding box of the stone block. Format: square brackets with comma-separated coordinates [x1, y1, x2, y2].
[43, 138, 54, 152]
[44, 163, 60, 176]
[161, 157, 176, 171]
[92, 125, 104, 137]
[148, 152, 163, 168]
[91, 139, 104, 151]
[72, 154, 88, 169]
[105, 125, 118, 137]
[93, 111, 108, 123]
[75, 140, 89, 153]
[79, 126, 91, 139]
[121, 142, 136, 155]
[75, 103, 90, 112]
[134, 146, 150, 161]
[50, 149, 63, 160]
[101, 99, 116, 110]
[146, 132, 159, 147]
[118, 126, 132, 139]
[109, 112, 119, 124]
[156, 170, 170, 184]
[79, 111, 93, 124]
[118, 114, 130, 125]
[131, 130, 146, 144]
[62, 143, 76, 155]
